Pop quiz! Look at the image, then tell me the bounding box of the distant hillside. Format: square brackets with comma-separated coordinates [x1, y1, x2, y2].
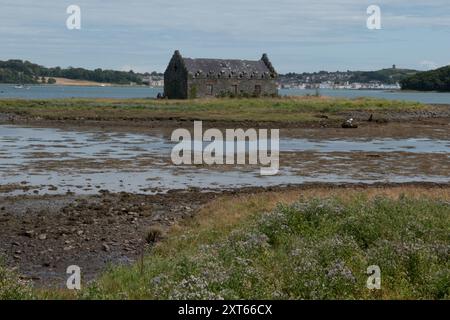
[279, 67, 419, 86]
[400, 66, 450, 92]
[349, 68, 418, 84]
[0, 59, 148, 85]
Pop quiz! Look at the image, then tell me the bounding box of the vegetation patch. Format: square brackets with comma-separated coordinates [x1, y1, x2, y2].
[73, 189, 450, 300]
[0, 261, 33, 300]
[401, 66, 450, 92]
[0, 96, 426, 124]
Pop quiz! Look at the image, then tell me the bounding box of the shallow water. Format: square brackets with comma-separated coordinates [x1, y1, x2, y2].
[0, 125, 449, 195]
[0, 84, 162, 99]
[0, 84, 450, 104]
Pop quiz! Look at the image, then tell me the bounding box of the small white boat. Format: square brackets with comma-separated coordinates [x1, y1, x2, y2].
[14, 84, 24, 89]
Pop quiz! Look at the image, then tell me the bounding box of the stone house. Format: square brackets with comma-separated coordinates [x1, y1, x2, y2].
[164, 50, 278, 99]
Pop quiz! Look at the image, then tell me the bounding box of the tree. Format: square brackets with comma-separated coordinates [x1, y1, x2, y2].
[401, 66, 450, 92]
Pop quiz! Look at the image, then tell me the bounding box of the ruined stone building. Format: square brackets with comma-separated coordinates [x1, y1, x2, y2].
[164, 50, 278, 99]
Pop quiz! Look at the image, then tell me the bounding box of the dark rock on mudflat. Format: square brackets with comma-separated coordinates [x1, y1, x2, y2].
[342, 118, 358, 129]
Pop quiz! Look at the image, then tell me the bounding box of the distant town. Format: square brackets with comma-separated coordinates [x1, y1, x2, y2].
[277, 65, 417, 90]
[141, 65, 415, 90]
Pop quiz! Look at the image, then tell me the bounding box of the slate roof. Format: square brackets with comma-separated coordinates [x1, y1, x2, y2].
[182, 57, 274, 79]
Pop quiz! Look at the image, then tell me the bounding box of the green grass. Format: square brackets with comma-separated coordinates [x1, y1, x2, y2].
[0, 96, 426, 123]
[0, 260, 33, 300]
[72, 194, 449, 300]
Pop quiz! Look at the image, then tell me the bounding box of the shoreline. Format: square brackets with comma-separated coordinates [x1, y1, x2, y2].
[0, 96, 448, 129]
[1, 182, 449, 288]
[0, 96, 448, 294]
[0, 83, 159, 88]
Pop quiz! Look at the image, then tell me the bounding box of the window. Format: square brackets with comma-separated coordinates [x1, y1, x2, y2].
[206, 85, 213, 95]
[254, 85, 262, 96]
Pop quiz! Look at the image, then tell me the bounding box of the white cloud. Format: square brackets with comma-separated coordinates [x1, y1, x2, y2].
[0, 0, 449, 72]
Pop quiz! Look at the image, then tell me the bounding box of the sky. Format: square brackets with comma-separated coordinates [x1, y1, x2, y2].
[0, 0, 449, 73]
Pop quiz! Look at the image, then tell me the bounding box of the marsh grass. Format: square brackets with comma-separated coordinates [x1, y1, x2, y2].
[0, 260, 33, 300]
[73, 187, 450, 300]
[0, 96, 426, 123]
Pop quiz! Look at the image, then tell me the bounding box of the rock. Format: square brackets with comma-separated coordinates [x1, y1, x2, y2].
[342, 118, 358, 129]
[38, 234, 47, 240]
[102, 243, 110, 252]
[22, 230, 35, 238]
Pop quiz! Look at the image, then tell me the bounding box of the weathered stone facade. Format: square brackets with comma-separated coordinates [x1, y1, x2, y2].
[164, 50, 278, 99]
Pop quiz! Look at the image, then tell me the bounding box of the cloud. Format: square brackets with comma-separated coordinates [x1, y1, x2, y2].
[0, 0, 449, 72]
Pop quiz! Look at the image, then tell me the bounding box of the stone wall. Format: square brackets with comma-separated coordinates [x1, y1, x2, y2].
[187, 78, 278, 98]
[164, 51, 188, 99]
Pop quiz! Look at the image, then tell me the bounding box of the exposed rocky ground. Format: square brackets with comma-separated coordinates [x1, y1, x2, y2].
[0, 189, 221, 287]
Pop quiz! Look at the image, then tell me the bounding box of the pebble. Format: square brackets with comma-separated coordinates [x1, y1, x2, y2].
[23, 230, 35, 238]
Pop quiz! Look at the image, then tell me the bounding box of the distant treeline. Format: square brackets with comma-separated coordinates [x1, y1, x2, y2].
[400, 66, 450, 92]
[0, 59, 161, 85]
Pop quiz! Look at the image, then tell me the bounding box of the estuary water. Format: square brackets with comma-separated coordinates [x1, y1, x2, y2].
[1, 124, 449, 195]
[0, 84, 449, 104]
